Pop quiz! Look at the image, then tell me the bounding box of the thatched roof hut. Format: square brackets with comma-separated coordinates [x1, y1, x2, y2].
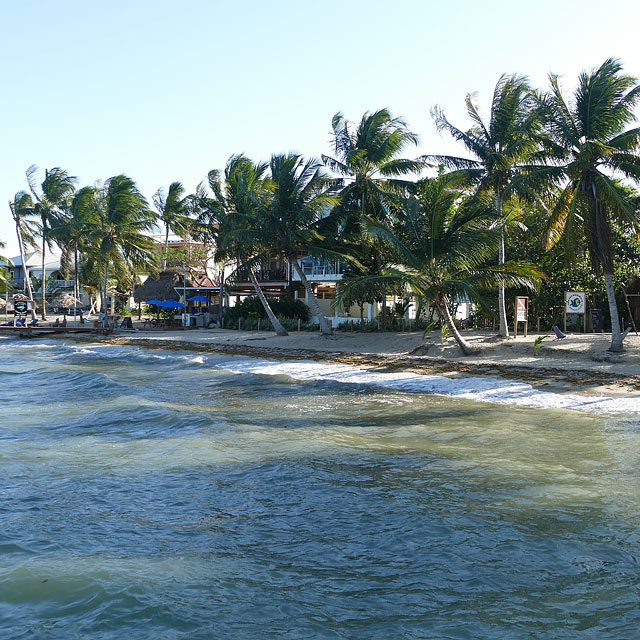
[13, 293, 28, 301]
[54, 293, 81, 309]
[0, 298, 5, 309]
[133, 271, 193, 304]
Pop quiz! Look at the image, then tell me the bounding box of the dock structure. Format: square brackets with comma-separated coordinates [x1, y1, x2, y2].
[0, 326, 96, 337]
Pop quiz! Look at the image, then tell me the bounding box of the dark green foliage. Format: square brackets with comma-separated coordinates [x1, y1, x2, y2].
[224, 296, 310, 324]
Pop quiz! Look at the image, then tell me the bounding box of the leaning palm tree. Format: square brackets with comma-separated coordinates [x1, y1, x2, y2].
[338, 176, 543, 355]
[261, 153, 341, 336]
[194, 154, 289, 336]
[8, 192, 38, 319]
[153, 181, 188, 269]
[427, 75, 540, 337]
[535, 58, 640, 352]
[25, 166, 77, 319]
[91, 175, 158, 324]
[323, 108, 422, 329]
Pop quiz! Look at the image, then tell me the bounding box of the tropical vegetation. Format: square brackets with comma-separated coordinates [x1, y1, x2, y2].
[3, 58, 640, 353]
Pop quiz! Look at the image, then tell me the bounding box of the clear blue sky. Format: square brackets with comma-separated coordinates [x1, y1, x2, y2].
[2, 0, 639, 256]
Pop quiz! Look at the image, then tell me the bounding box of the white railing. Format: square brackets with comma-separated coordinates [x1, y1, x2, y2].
[295, 261, 345, 279]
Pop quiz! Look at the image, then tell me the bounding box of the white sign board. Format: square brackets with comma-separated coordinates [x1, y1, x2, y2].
[565, 291, 586, 314]
[516, 297, 528, 322]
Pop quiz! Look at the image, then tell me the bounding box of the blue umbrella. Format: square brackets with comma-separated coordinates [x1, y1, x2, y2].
[144, 299, 163, 306]
[187, 295, 211, 302]
[157, 300, 185, 308]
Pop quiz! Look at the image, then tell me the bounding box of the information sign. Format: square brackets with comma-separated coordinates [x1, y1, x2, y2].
[514, 296, 529, 337]
[516, 296, 528, 322]
[565, 291, 586, 314]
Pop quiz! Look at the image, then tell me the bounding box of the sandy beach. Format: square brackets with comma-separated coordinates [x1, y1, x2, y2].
[57, 326, 640, 402]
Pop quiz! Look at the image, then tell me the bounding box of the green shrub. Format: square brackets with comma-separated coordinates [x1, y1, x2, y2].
[224, 296, 310, 325]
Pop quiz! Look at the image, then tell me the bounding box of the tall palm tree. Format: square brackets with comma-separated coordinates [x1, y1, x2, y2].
[194, 154, 289, 336]
[427, 75, 540, 337]
[338, 176, 543, 355]
[535, 58, 640, 352]
[25, 166, 77, 319]
[153, 181, 188, 270]
[262, 153, 341, 336]
[52, 186, 99, 313]
[8, 192, 38, 319]
[91, 175, 157, 324]
[323, 108, 422, 329]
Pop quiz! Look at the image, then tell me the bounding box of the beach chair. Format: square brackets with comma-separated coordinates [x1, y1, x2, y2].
[27, 318, 38, 327]
[551, 325, 566, 340]
[15, 317, 26, 327]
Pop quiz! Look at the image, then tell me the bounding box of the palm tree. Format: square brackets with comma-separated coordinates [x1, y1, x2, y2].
[153, 181, 188, 269]
[427, 75, 540, 337]
[338, 176, 543, 355]
[262, 153, 341, 336]
[52, 186, 99, 315]
[91, 175, 157, 324]
[25, 166, 77, 319]
[8, 192, 38, 319]
[323, 108, 422, 329]
[535, 58, 640, 352]
[194, 154, 289, 336]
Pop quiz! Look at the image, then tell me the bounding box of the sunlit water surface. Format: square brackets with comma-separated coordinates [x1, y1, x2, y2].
[1, 338, 639, 639]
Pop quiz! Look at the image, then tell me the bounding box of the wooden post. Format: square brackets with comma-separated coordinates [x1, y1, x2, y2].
[514, 317, 518, 338]
[237, 317, 240, 331]
[563, 307, 567, 333]
[297, 317, 301, 332]
[537, 317, 540, 333]
[583, 312, 586, 334]
[258, 317, 261, 332]
[624, 293, 639, 335]
[524, 320, 528, 338]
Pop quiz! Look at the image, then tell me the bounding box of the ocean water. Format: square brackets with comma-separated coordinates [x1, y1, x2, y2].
[1, 337, 639, 639]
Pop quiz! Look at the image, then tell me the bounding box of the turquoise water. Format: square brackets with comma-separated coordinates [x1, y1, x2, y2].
[1, 338, 639, 639]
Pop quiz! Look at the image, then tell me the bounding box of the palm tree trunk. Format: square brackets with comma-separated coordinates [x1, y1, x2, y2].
[290, 258, 332, 335]
[247, 270, 288, 336]
[74, 246, 79, 309]
[437, 296, 478, 356]
[15, 221, 36, 320]
[604, 271, 624, 351]
[102, 261, 109, 328]
[496, 192, 509, 337]
[41, 234, 47, 320]
[163, 224, 169, 271]
[375, 251, 386, 330]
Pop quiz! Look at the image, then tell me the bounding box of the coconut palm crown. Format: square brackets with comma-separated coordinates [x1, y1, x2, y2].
[426, 74, 541, 337]
[535, 58, 640, 351]
[195, 154, 290, 336]
[338, 175, 543, 355]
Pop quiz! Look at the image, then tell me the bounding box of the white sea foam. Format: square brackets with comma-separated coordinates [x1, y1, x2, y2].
[218, 358, 640, 416]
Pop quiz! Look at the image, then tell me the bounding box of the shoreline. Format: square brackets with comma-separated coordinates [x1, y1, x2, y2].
[42, 328, 640, 402]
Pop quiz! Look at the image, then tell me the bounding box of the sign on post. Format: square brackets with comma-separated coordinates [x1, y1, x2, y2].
[514, 296, 528, 338]
[564, 291, 586, 333]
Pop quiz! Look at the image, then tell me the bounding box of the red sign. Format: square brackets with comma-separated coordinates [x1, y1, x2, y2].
[516, 296, 528, 322]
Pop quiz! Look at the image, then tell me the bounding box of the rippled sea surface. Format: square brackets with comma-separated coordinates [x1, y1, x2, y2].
[1, 338, 639, 639]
